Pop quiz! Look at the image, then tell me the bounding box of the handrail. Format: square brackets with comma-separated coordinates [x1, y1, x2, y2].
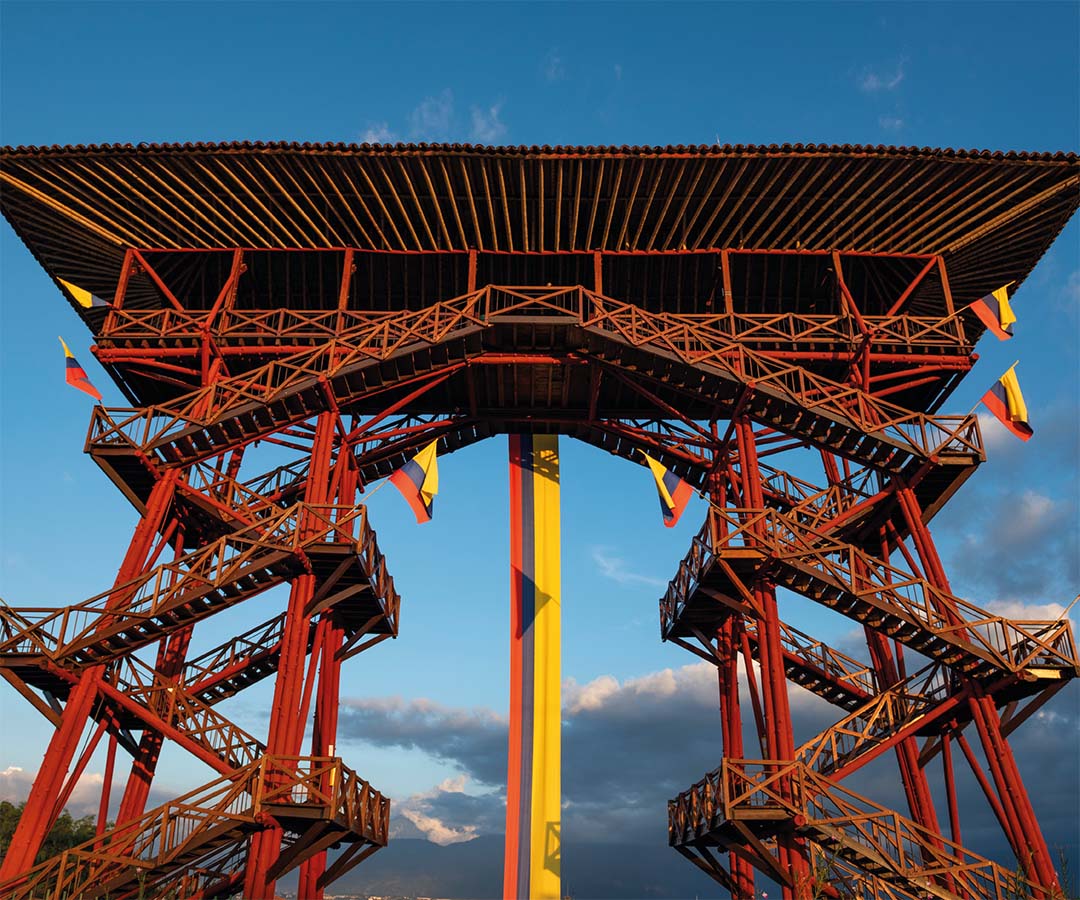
[669, 759, 1059, 900]
[663, 505, 1079, 677]
[86, 286, 983, 475]
[100, 287, 972, 351]
[0, 503, 396, 666]
[2, 755, 389, 900]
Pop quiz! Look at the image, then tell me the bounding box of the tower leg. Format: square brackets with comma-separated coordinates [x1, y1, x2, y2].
[897, 485, 1059, 891]
[0, 472, 177, 879]
[297, 459, 358, 900]
[245, 413, 338, 900]
[115, 530, 193, 824]
[296, 616, 345, 900]
[734, 418, 811, 899]
[710, 462, 756, 899]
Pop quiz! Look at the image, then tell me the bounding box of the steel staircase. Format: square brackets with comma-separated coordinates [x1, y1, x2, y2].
[4, 755, 388, 900]
[669, 760, 1052, 900]
[662, 506, 1078, 685]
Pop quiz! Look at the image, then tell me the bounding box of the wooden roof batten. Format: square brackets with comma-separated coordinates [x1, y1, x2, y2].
[1, 140, 1077, 322]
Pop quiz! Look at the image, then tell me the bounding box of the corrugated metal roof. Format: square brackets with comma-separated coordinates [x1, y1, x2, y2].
[2, 140, 1077, 161]
[1, 140, 1077, 325]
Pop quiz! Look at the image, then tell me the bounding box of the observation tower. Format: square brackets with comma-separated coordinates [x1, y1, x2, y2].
[0, 141, 1077, 899]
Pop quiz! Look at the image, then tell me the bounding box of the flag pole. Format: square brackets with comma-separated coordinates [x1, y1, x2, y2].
[936, 281, 1017, 325]
[966, 359, 1021, 418]
[1061, 592, 1080, 620]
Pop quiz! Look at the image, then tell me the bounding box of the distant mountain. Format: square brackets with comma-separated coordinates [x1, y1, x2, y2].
[325, 835, 729, 899]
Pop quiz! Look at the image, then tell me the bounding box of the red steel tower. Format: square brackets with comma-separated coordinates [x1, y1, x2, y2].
[0, 142, 1077, 899]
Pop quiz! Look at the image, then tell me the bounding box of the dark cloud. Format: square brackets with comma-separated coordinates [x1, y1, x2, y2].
[934, 401, 1080, 603]
[339, 696, 507, 785]
[341, 659, 1080, 883]
[343, 663, 842, 845]
[949, 486, 1078, 599]
[393, 778, 507, 844]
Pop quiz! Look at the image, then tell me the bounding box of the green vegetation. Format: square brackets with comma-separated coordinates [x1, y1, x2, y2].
[0, 801, 98, 865]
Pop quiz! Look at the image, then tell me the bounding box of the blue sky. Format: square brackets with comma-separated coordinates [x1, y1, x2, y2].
[1, 1, 1078, 894]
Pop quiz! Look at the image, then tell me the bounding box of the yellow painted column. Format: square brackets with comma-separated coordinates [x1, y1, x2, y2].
[504, 434, 561, 899]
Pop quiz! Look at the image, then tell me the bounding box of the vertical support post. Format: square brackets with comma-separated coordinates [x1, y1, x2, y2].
[720, 250, 733, 315]
[244, 411, 338, 900]
[832, 250, 868, 334]
[593, 251, 603, 295]
[710, 425, 755, 895]
[103, 248, 136, 335]
[733, 418, 810, 898]
[295, 617, 345, 899]
[468, 248, 478, 294]
[96, 731, 117, 840]
[936, 255, 955, 316]
[296, 458, 358, 900]
[942, 732, 962, 848]
[504, 435, 561, 900]
[338, 248, 355, 311]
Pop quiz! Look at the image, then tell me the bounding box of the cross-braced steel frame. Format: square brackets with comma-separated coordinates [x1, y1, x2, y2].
[0, 242, 1076, 900]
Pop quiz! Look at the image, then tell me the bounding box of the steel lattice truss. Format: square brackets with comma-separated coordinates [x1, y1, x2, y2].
[0, 141, 1078, 900]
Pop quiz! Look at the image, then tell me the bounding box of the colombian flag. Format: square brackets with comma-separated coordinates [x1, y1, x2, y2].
[504, 435, 560, 900]
[981, 365, 1033, 441]
[640, 450, 694, 527]
[59, 337, 102, 402]
[389, 439, 439, 522]
[969, 285, 1016, 341]
[59, 279, 110, 310]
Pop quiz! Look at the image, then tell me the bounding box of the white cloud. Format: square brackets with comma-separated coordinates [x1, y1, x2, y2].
[999, 490, 1057, 543]
[470, 102, 506, 144]
[879, 114, 905, 131]
[976, 411, 1015, 453]
[543, 48, 565, 83]
[409, 89, 455, 141]
[591, 546, 668, 588]
[1064, 269, 1080, 306]
[564, 663, 716, 716]
[985, 598, 1072, 621]
[341, 650, 1080, 856]
[360, 122, 397, 144]
[858, 58, 906, 93]
[564, 674, 620, 713]
[397, 775, 482, 845]
[613, 63, 623, 81]
[0, 767, 106, 818]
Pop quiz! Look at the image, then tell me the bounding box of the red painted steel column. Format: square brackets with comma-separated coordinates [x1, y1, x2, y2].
[0, 471, 179, 879]
[95, 731, 117, 844]
[897, 485, 1059, 893]
[244, 412, 338, 900]
[710, 460, 756, 897]
[296, 616, 345, 899]
[115, 531, 193, 824]
[941, 732, 963, 848]
[297, 458, 356, 900]
[734, 418, 810, 898]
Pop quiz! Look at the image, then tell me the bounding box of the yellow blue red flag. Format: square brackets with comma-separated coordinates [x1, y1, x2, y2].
[59, 337, 102, 402]
[969, 285, 1016, 341]
[640, 450, 694, 527]
[389, 439, 439, 522]
[981, 365, 1033, 441]
[504, 435, 561, 900]
[59, 279, 110, 310]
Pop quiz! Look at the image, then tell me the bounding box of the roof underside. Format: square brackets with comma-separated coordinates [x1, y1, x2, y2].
[1, 141, 1077, 323]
